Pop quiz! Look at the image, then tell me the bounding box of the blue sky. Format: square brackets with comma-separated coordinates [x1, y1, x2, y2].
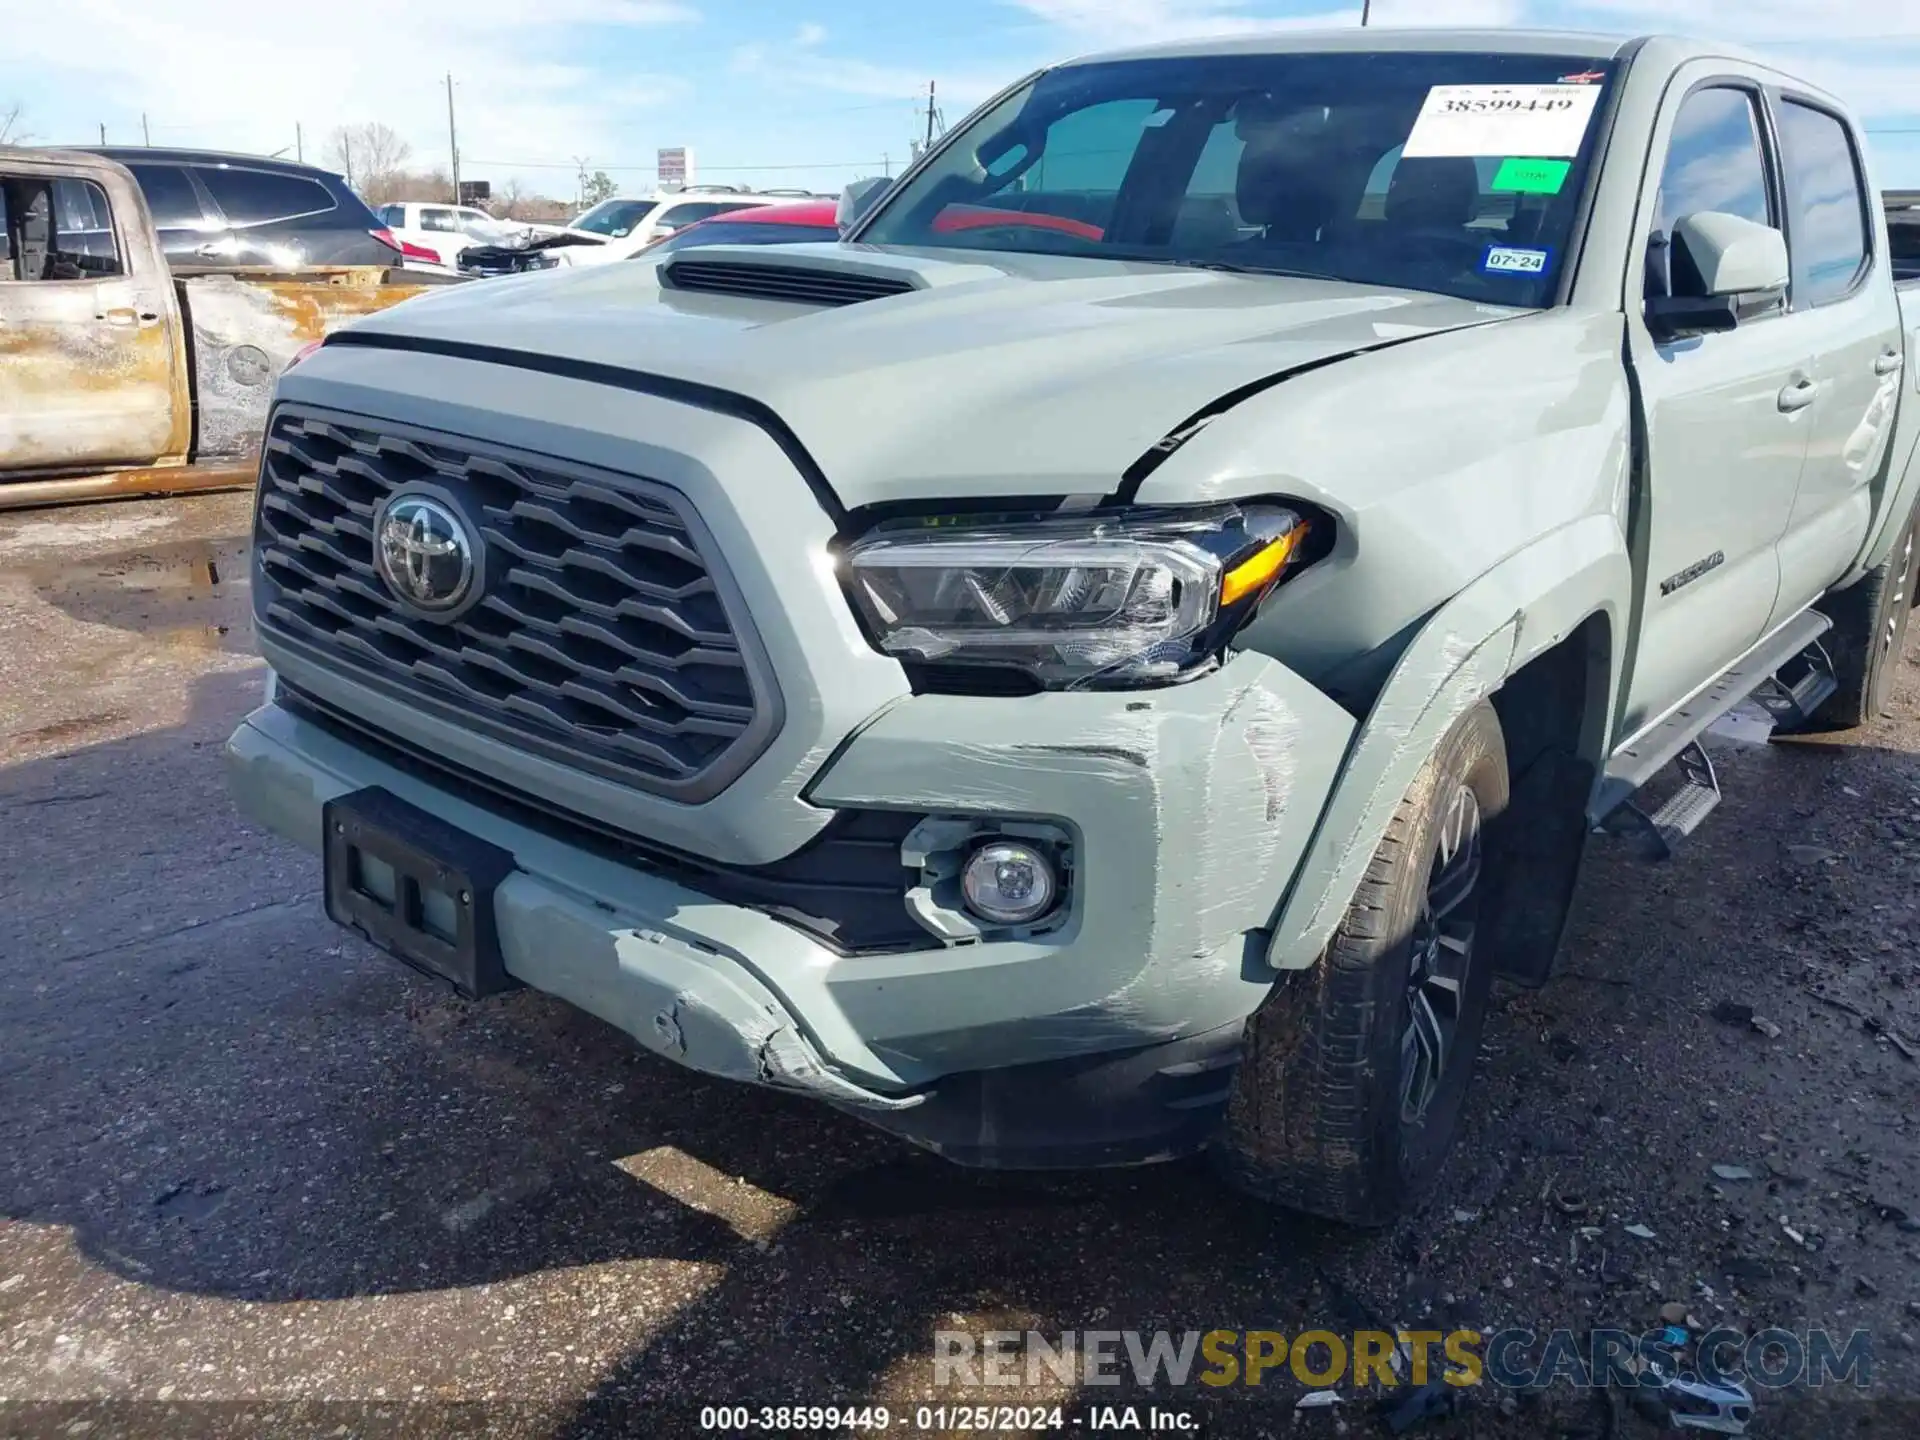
[9, 0, 1920, 198]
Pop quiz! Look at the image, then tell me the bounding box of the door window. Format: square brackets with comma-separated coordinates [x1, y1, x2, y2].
[1648, 86, 1774, 301]
[196, 166, 336, 225]
[418, 207, 459, 232]
[1776, 100, 1871, 307]
[0, 177, 121, 279]
[126, 163, 205, 227]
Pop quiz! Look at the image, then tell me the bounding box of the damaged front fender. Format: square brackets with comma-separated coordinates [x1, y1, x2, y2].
[1265, 513, 1629, 971]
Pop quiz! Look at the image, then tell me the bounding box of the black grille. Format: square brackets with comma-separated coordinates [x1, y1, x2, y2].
[661, 258, 915, 307]
[253, 406, 778, 801]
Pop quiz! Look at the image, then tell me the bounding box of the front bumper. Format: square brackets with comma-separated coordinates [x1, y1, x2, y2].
[229, 651, 1353, 1161]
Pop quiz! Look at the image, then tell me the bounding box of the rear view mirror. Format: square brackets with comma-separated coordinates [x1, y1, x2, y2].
[837, 177, 893, 235]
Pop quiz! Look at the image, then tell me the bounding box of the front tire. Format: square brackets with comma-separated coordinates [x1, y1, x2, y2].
[1811, 501, 1919, 730]
[1216, 701, 1508, 1226]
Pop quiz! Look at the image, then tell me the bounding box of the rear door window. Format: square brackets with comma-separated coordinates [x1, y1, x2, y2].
[52, 178, 122, 274]
[125, 163, 205, 227]
[197, 167, 337, 225]
[1776, 100, 1871, 307]
[418, 207, 459, 232]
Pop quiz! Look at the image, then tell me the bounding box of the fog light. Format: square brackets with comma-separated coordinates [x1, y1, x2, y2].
[960, 840, 1058, 926]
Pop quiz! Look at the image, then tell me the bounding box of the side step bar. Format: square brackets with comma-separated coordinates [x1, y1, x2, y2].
[1592, 609, 1834, 835]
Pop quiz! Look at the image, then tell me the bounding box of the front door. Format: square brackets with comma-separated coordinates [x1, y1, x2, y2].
[0, 167, 178, 472]
[1619, 76, 1816, 738]
[1766, 95, 1903, 625]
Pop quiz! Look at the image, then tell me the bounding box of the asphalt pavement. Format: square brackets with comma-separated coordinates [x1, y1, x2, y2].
[2, 493, 1919, 1439]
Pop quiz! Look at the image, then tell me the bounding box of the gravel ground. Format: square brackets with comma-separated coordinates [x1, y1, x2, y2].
[2, 492, 1918, 1439]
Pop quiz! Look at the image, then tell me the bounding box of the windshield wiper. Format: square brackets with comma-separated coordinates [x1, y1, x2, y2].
[1165, 257, 1327, 281]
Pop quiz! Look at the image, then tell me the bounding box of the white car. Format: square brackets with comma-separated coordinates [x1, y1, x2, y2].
[375, 202, 530, 270]
[552, 190, 788, 266]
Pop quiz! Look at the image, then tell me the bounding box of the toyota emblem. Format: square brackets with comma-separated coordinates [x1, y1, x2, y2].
[374, 493, 476, 615]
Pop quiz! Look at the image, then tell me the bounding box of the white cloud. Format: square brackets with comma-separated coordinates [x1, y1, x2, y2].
[731, 42, 1011, 110]
[1554, 0, 1920, 41]
[795, 21, 829, 47]
[10, 0, 696, 190]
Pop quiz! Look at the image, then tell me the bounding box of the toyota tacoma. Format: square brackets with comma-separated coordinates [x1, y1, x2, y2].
[227, 29, 1920, 1224]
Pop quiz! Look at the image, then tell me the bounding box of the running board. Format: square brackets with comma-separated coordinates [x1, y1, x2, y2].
[1599, 741, 1719, 860]
[1593, 609, 1833, 821]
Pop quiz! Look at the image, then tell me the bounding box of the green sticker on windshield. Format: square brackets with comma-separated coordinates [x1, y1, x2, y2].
[1492, 157, 1571, 194]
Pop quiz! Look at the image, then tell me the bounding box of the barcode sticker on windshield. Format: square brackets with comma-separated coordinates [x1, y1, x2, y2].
[1403, 83, 1602, 158]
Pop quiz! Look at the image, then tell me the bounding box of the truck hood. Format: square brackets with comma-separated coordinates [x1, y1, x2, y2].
[346, 243, 1522, 510]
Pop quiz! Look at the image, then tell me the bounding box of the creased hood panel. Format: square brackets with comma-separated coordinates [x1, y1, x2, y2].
[352, 244, 1519, 509]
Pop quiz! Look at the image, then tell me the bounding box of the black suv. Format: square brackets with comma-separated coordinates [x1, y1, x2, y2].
[81, 148, 400, 270]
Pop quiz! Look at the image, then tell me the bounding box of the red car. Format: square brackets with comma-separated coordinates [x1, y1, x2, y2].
[647, 197, 1105, 256]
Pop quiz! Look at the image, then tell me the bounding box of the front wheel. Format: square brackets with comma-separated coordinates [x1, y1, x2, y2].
[1215, 701, 1508, 1226]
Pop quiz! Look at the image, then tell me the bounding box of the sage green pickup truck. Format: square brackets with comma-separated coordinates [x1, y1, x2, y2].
[227, 29, 1920, 1224]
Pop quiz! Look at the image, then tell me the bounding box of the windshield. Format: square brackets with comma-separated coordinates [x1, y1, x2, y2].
[573, 198, 658, 236]
[647, 220, 838, 254]
[860, 51, 1618, 308]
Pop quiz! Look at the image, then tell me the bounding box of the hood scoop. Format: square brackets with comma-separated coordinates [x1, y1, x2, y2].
[660, 255, 918, 308]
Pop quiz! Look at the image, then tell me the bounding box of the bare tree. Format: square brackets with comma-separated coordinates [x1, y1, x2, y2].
[491, 178, 530, 221]
[323, 122, 414, 203]
[0, 100, 31, 145]
[384, 170, 453, 204]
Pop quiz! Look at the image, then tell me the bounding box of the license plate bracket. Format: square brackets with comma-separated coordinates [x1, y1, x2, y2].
[323, 786, 518, 999]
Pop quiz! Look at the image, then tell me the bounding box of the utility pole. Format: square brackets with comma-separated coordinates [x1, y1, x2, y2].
[296, 122, 303, 163]
[98, 122, 106, 144]
[924, 81, 938, 150]
[141, 113, 150, 145]
[1359, 0, 1371, 23]
[446, 73, 461, 204]
[882, 153, 890, 178]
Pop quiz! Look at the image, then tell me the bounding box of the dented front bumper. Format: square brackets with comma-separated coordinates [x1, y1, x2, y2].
[227, 651, 1354, 1161]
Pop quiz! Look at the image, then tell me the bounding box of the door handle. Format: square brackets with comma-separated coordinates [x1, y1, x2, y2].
[1875, 350, 1903, 376]
[1777, 377, 1821, 412]
[98, 306, 138, 327]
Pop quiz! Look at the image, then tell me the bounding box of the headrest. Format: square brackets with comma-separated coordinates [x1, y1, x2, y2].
[1235, 131, 1337, 240]
[1384, 157, 1482, 232]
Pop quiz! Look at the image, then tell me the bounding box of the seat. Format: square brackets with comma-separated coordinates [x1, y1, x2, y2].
[1382, 157, 1482, 235]
[1234, 128, 1340, 243]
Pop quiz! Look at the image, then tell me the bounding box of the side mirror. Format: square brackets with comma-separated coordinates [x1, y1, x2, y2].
[1646, 211, 1789, 341]
[1673, 211, 1789, 296]
[837, 176, 893, 235]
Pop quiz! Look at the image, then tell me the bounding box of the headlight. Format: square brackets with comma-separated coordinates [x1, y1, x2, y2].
[841, 503, 1312, 690]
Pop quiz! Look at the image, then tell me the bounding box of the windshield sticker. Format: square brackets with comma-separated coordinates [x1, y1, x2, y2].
[1559, 70, 1607, 85]
[1481, 244, 1554, 277]
[1491, 157, 1572, 194]
[1404, 84, 1603, 159]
